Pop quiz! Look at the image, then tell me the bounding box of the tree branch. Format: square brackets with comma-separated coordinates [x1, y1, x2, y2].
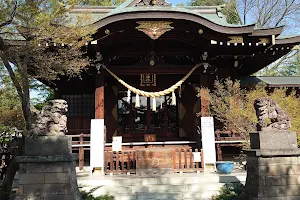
[0, 0, 18, 28]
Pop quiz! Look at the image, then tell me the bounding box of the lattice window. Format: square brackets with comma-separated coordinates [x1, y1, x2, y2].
[61, 94, 95, 117]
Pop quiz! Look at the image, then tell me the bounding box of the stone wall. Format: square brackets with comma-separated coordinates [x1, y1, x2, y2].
[15, 136, 82, 200]
[244, 156, 300, 199]
[240, 131, 300, 200]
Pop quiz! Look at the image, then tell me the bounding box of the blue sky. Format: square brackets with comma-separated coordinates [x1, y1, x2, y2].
[169, 0, 188, 5]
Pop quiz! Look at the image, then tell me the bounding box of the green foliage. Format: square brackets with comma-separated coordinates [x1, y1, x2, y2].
[0, 66, 25, 130]
[0, 124, 13, 143]
[189, 0, 240, 24]
[176, 3, 185, 7]
[211, 183, 244, 200]
[81, 190, 114, 200]
[79, 0, 126, 6]
[221, 0, 241, 24]
[256, 49, 300, 76]
[30, 80, 54, 110]
[208, 78, 300, 147]
[0, 0, 97, 132]
[189, 0, 225, 6]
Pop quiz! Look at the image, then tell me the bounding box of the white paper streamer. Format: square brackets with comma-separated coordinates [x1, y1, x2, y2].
[152, 98, 156, 111]
[135, 94, 140, 108]
[127, 90, 131, 102]
[171, 91, 176, 106]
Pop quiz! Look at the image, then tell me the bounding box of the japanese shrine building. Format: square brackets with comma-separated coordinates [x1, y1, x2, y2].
[52, 1, 300, 162]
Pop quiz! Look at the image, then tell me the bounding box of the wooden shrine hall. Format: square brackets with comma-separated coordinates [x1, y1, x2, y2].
[50, 1, 300, 173]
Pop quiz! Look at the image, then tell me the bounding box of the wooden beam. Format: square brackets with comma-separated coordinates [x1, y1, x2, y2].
[95, 72, 104, 119]
[103, 66, 200, 75]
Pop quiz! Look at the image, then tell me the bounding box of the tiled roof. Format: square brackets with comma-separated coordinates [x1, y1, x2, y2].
[69, 0, 236, 27]
[241, 76, 300, 87]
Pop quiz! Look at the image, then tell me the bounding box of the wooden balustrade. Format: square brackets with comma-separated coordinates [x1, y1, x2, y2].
[104, 150, 136, 174]
[215, 130, 245, 161]
[67, 133, 90, 170]
[68, 131, 244, 171]
[173, 148, 204, 173]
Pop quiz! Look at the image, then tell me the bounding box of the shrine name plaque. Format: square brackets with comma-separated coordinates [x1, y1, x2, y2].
[140, 74, 156, 86]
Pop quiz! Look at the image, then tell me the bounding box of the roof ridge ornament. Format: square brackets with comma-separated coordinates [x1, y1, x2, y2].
[136, 21, 174, 40]
[135, 0, 171, 6]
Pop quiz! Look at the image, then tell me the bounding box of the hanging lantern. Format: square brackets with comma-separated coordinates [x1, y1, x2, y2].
[171, 91, 176, 106]
[152, 98, 156, 112]
[135, 94, 140, 108]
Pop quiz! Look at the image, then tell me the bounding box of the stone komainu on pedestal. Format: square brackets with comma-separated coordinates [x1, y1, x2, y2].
[16, 100, 82, 200]
[239, 97, 300, 200]
[254, 97, 291, 131]
[30, 99, 68, 136]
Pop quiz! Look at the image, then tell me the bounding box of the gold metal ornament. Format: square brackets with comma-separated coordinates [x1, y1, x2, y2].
[136, 21, 174, 40]
[140, 74, 156, 87]
[228, 36, 243, 43]
[105, 29, 110, 34]
[258, 38, 270, 44]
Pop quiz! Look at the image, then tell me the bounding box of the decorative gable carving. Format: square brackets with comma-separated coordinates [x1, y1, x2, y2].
[135, 0, 171, 6]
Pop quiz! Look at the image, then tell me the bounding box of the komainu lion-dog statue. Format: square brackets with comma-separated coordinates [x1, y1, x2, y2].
[254, 97, 291, 131]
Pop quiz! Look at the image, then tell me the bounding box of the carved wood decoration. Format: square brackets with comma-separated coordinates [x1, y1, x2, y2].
[228, 36, 243, 43]
[136, 21, 173, 40]
[140, 74, 156, 86]
[136, 0, 171, 6]
[258, 38, 270, 44]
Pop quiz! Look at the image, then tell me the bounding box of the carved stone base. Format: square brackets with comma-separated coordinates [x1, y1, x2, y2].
[239, 131, 300, 200]
[250, 131, 297, 150]
[15, 136, 82, 200]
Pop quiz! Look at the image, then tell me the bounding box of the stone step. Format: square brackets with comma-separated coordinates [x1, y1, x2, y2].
[78, 173, 246, 200]
[80, 191, 219, 200]
[80, 183, 226, 194]
[78, 173, 246, 187]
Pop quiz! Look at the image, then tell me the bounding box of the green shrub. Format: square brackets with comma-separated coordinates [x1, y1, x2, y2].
[81, 190, 114, 200]
[211, 183, 244, 200]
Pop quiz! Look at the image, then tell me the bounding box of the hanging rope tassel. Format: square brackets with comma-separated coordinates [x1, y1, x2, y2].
[152, 97, 156, 112]
[160, 96, 163, 109]
[135, 94, 140, 108]
[127, 90, 131, 102]
[171, 91, 176, 106]
[102, 63, 202, 98]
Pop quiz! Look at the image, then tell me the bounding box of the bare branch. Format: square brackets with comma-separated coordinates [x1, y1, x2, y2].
[0, 0, 18, 28]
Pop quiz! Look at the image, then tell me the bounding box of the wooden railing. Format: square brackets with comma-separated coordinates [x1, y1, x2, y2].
[215, 130, 245, 161]
[173, 148, 204, 173]
[104, 150, 136, 174]
[67, 133, 90, 170]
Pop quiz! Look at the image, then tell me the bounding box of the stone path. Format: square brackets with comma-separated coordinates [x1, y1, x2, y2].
[76, 169, 246, 200]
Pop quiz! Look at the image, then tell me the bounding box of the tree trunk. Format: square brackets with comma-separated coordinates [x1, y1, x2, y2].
[0, 161, 18, 200]
[0, 39, 30, 200]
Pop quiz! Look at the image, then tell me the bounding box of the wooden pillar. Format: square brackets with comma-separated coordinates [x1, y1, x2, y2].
[53, 89, 60, 99]
[95, 73, 104, 119]
[164, 96, 168, 133]
[147, 97, 151, 131]
[199, 73, 210, 117]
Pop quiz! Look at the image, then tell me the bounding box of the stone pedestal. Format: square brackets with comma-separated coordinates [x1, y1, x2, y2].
[15, 136, 82, 200]
[240, 131, 300, 200]
[136, 148, 173, 175]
